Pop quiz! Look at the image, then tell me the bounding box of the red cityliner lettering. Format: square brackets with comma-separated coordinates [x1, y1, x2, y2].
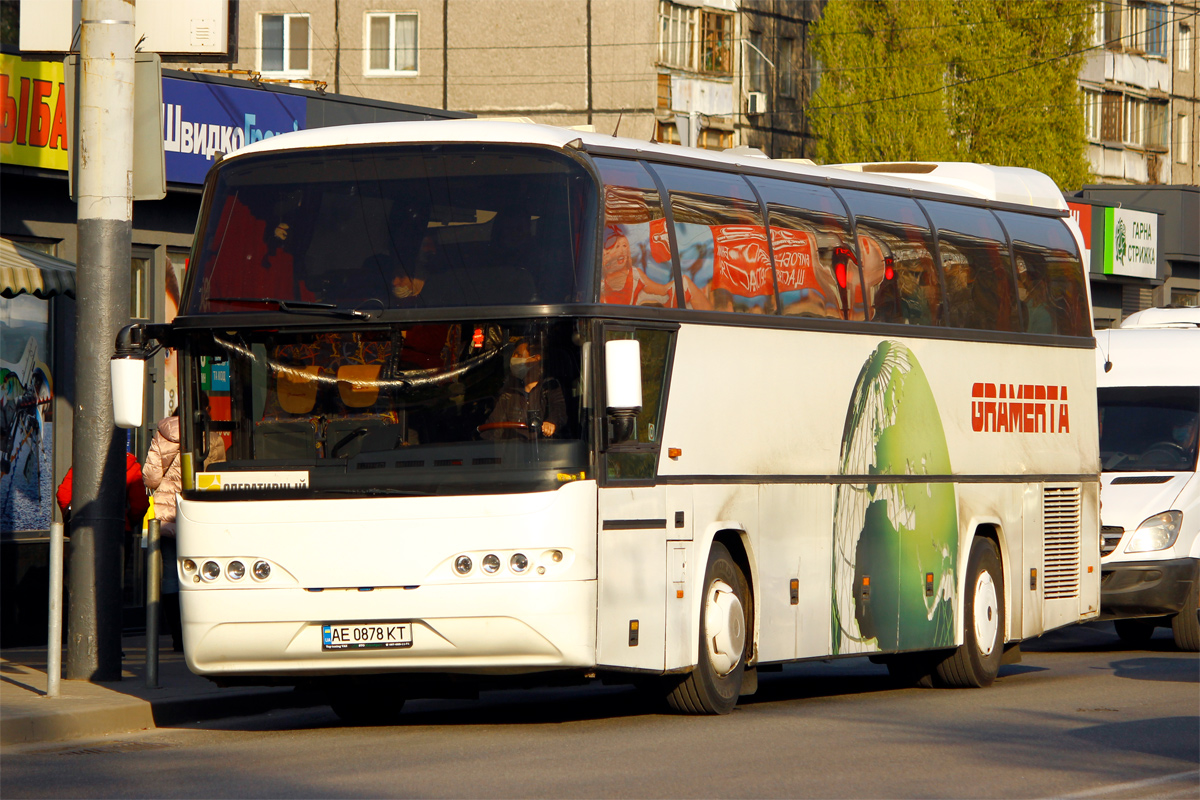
[971, 383, 1069, 433]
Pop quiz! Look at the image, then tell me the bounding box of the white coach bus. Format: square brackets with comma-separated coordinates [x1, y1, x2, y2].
[112, 120, 1099, 718]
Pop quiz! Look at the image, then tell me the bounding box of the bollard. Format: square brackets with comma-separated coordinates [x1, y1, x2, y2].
[46, 521, 65, 698]
[145, 518, 161, 689]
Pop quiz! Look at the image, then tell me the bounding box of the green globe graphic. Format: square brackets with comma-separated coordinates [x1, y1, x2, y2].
[831, 341, 958, 655]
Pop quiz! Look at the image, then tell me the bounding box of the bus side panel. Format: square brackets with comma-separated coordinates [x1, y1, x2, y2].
[757, 485, 833, 662]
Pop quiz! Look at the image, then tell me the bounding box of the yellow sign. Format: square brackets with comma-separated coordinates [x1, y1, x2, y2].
[1, 55, 68, 171]
[196, 474, 222, 491]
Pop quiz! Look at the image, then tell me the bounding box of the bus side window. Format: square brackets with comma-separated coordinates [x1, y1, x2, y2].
[594, 158, 677, 308]
[994, 211, 1091, 337]
[748, 177, 852, 321]
[839, 190, 942, 327]
[648, 164, 769, 314]
[921, 201, 1020, 333]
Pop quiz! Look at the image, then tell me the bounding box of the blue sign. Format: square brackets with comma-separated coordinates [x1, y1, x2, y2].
[161, 77, 307, 185]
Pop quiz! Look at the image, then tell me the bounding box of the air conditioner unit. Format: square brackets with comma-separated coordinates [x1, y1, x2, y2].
[747, 91, 767, 116]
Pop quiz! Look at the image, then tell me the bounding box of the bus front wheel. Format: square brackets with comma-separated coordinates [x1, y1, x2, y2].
[936, 537, 1004, 688]
[666, 542, 749, 715]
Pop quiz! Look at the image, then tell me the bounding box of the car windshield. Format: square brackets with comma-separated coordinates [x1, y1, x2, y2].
[186, 319, 592, 496]
[1099, 386, 1200, 472]
[184, 144, 597, 314]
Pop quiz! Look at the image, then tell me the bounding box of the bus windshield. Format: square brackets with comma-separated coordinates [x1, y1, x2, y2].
[188, 318, 591, 495]
[185, 145, 597, 314]
[1099, 387, 1200, 472]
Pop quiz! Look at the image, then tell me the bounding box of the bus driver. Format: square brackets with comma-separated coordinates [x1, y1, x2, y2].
[479, 340, 567, 440]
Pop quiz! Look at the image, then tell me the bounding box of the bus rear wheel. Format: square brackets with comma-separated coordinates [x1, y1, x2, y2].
[666, 542, 749, 715]
[936, 537, 1004, 688]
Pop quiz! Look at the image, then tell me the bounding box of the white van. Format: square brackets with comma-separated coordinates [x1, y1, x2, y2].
[1096, 307, 1200, 650]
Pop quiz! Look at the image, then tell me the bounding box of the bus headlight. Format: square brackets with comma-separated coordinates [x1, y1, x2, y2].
[510, 553, 529, 573]
[252, 560, 272, 581]
[227, 560, 246, 581]
[1125, 511, 1183, 553]
[201, 561, 221, 581]
[482, 554, 501, 574]
[454, 555, 473, 575]
[182, 559, 197, 574]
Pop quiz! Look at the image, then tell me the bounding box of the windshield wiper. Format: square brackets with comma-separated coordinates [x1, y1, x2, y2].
[208, 297, 370, 319]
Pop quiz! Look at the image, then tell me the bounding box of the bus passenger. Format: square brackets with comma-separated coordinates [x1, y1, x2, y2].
[480, 341, 567, 440]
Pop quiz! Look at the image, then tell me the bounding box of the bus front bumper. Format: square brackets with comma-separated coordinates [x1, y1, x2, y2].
[181, 579, 597, 678]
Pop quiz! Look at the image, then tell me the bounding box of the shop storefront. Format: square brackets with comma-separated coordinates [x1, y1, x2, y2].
[1068, 186, 1200, 329]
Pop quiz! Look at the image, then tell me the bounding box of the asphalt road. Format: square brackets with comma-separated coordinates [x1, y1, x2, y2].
[3, 622, 1196, 799]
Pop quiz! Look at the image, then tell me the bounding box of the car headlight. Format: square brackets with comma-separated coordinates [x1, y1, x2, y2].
[1125, 511, 1183, 553]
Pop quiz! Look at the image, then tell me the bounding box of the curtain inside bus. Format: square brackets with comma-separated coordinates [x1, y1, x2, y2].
[184, 145, 597, 314]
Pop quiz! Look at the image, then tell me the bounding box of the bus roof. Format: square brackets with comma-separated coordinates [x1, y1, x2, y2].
[226, 119, 1068, 212]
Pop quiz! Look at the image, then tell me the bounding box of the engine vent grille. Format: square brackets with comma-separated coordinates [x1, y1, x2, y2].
[1100, 525, 1124, 557]
[1044, 485, 1082, 598]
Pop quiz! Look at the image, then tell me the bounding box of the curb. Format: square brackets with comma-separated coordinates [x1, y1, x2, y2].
[2, 687, 323, 747]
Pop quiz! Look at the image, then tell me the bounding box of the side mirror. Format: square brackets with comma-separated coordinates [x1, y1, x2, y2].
[605, 339, 642, 445]
[110, 322, 169, 429]
[111, 357, 147, 429]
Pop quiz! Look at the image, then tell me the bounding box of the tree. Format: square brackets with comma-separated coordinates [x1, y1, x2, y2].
[810, 0, 1094, 190]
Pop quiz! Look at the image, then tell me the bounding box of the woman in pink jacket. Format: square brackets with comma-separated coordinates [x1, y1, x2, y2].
[143, 414, 225, 650]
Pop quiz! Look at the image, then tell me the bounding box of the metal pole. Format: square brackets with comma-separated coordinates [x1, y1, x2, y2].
[66, 0, 135, 682]
[145, 518, 160, 689]
[46, 521, 65, 698]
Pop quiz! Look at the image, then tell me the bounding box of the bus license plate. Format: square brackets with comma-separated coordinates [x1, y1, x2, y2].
[322, 622, 412, 651]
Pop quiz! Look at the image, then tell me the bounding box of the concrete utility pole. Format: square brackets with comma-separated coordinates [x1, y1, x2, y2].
[66, 0, 135, 682]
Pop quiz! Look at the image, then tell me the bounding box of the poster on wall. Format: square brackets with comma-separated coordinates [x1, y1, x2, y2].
[0, 295, 54, 533]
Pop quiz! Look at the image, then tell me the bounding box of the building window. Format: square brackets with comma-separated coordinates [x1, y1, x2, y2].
[261, 13, 310, 74]
[659, 2, 695, 69]
[747, 31, 766, 93]
[700, 11, 733, 74]
[1179, 23, 1193, 71]
[698, 128, 731, 151]
[1123, 95, 1145, 144]
[779, 38, 795, 97]
[655, 120, 680, 145]
[658, 73, 672, 109]
[1143, 3, 1168, 56]
[1103, 0, 1122, 49]
[1101, 91, 1122, 141]
[1146, 101, 1168, 149]
[1178, 113, 1191, 164]
[1171, 288, 1198, 307]
[1083, 89, 1103, 140]
[365, 12, 418, 74]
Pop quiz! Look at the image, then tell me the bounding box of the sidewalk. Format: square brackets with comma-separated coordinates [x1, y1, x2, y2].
[1, 635, 323, 746]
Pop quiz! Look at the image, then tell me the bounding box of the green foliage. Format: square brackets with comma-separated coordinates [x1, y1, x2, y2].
[810, 0, 1094, 190]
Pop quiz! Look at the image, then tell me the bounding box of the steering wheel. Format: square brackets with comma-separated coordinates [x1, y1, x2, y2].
[1142, 441, 1187, 465]
[477, 421, 531, 433]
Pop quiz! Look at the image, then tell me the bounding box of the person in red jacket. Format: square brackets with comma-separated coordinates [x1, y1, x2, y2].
[55, 451, 150, 532]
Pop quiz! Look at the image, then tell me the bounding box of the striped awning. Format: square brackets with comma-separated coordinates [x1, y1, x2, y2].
[1, 238, 76, 299]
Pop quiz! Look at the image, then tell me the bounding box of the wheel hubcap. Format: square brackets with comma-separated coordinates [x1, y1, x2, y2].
[705, 580, 745, 676]
[973, 571, 999, 657]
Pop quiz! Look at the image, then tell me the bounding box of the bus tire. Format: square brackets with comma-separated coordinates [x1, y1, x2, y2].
[666, 542, 749, 715]
[936, 537, 1004, 688]
[1114, 618, 1157, 645]
[1170, 580, 1199, 651]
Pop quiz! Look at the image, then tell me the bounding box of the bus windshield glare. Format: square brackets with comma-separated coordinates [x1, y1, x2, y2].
[185, 145, 596, 314]
[190, 318, 591, 495]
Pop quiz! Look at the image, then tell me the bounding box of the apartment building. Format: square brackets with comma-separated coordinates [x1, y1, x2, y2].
[1081, 0, 1199, 184]
[210, 0, 815, 156]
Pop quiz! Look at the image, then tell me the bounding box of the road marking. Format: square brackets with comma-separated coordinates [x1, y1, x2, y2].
[1046, 770, 1200, 799]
